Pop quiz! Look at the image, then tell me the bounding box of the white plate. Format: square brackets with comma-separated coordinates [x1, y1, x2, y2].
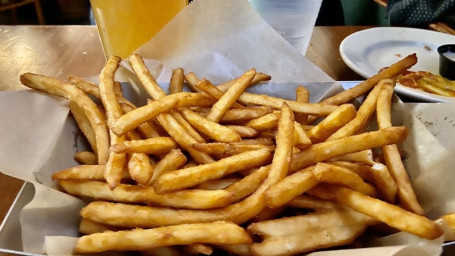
[340, 27, 455, 102]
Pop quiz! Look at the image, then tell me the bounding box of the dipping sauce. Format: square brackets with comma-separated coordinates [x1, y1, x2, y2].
[443, 51, 455, 62]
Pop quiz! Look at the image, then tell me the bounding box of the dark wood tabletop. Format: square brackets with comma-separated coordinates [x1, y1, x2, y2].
[0, 25, 373, 226]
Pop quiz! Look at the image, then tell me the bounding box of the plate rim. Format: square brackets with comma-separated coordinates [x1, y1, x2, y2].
[339, 27, 455, 103]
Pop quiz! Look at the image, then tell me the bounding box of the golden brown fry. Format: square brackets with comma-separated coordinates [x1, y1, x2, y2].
[329, 149, 374, 165]
[111, 136, 177, 154]
[67, 75, 100, 97]
[20, 73, 109, 164]
[112, 92, 216, 135]
[216, 244, 251, 256]
[75, 221, 252, 254]
[238, 92, 338, 116]
[148, 149, 187, 185]
[328, 81, 385, 140]
[328, 161, 374, 182]
[192, 142, 274, 157]
[439, 213, 455, 241]
[181, 244, 213, 255]
[312, 162, 376, 196]
[52, 165, 106, 181]
[206, 69, 256, 122]
[226, 165, 270, 202]
[287, 195, 339, 210]
[99, 56, 127, 189]
[220, 106, 273, 123]
[293, 121, 312, 149]
[197, 177, 241, 190]
[248, 207, 373, 237]
[184, 72, 202, 92]
[74, 151, 97, 165]
[59, 180, 234, 210]
[69, 102, 97, 153]
[322, 53, 417, 105]
[156, 113, 215, 164]
[376, 80, 424, 214]
[265, 166, 318, 209]
[179, 108, 242, 143]
[129, 53, 167, 99]
[226, 125, 258, 138]
[217, 72, 271, 92]
[246, 112, 280, 131]
[169, 68, 184, 94]
[295, 85, 309, 124]
[290, 126, 409, 172]
[369, 162, 397, 203]
[154, 148, 272, 193]
[307, 104, 357, 143]
[128, 152, 155, 185]
[266, 103, 294, 183]
[311, 185, 442, 240]
[195, 78, 244, 109]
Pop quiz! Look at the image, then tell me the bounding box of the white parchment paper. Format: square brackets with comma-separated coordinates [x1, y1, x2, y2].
[0, 0, 453, 255]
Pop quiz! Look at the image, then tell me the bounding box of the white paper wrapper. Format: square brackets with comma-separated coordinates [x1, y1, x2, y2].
[0, 0, 453, 255]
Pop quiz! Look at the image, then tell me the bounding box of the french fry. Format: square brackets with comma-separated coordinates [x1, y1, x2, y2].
[112, 93, 216, 135]
[216, 244, 251, 256]
[74, 151, 97, 165]
[439, 213, 455, 241]
[328, 80, 386, 140]
[111, 136, 177, 154]
[197, 178, 241, 190]
[206, 69, 256, 122]
[220, 106, 273, 123]
[156, 113, 215, 164]
[226, 125, 258, 138]
[312, 162, 376, 196]
[265, 166, 318, 209]
[307, 104, 357, 143]
[67, 75, 100, 97]
[169, 109, 206, 143]
[142, 247, 183, 256]
[79, 218, 120, 235]
[287, 195, 339, 211]
[181, 244, 213, 255]
[81, 165, 274, 228]
[148, 149, 187, 185]
[179, 108, 242, 143]
[321, 53, 417, 105]
[329, 149, 374, 165]
[99, 56, 127, 189]
[290, 126, 409, 172]
[191, 142, 274, 157]
[248, 208, 374, 256]
[369, 162, 397, 203]
[52, 165, 108, 181]
[329, 161, 374, 182]
[69, 102, 97, 153]
[246, 112, 280, 131]
[154, 148, 272, 193]
[293, 121, 312, 149]
[169, 68, 184, 94]
[295, 85, 309, 124]
[226, 165, 270, 202]
[248, 207, 373, 237]
[310, 184, 442, 239]
[75, 221, 252, 254]
[376, 80, 424, 215]
[59, 180, 234, 210]
[20, 73, 110, 164]
[217, 72, 271, 92]
[128, 152, 155, 185]
[184, 72, 202, 92]
[237, 92, 338, 116]
[266, 103, 294, 184]
[194, 78, 244, 109]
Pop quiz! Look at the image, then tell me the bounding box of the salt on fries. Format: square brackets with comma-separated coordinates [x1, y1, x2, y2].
[19, 53, 448, 255]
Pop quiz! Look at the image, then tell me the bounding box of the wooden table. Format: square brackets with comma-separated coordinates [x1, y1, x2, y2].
[0, 25, 371, 229]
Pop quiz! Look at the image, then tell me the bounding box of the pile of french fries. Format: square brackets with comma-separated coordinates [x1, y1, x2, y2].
[19, 53, 455, 255]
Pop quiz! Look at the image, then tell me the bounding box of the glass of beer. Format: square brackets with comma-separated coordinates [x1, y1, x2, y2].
[90, 0, 188, 59]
